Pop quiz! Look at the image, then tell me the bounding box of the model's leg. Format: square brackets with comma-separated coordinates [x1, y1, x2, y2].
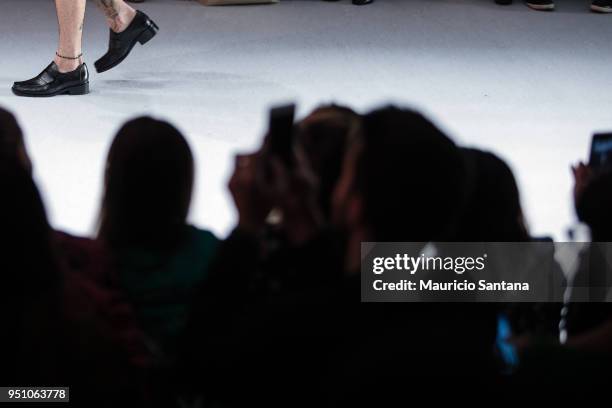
[54, 0, 86, 73]
[93, 1, 136, 33]
[12, 0, 90, 96]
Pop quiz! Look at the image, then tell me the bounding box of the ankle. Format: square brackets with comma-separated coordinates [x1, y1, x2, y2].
[54, 52, 82, 73]
[110, 6, 137, 33]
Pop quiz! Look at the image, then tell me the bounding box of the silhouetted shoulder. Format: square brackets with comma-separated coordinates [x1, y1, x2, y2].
[187, 226, 219, 254]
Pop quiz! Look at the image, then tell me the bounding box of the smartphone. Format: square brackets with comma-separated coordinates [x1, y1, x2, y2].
[589, 132, 612, 171]
[267, 104, 296, 167]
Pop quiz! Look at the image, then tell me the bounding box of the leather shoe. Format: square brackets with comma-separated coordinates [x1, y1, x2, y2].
[12, 62, 90, 97]
[94, 10, 159, 74]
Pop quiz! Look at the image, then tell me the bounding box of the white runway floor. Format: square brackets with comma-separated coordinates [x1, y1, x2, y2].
[1, 0, 611, 240]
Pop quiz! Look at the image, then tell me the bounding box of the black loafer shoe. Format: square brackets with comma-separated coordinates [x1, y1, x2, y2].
[526, 0, 555, 10]
[94, 10, 159, 74]
[12, 62, 90, 97]
[591, 0, 612, 13]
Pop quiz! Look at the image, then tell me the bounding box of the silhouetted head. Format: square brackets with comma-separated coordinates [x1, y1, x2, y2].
[576, 170, 612, 242]
[0, 107, 32, 173]
[98, 117, 195, 250]
[0, 160, 60, 297]
[332, 106, 466, 242]
[456, 148, 529, 242]
[296, 104, 361, 218]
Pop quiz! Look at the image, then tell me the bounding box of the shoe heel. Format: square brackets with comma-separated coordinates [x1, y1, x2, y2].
[67, 82, 90, 96]
[138, 23, 158, 45]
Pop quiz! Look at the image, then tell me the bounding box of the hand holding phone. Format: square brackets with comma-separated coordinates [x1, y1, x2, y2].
[267, 104, 296, 167]
[589, 132, 612, 172]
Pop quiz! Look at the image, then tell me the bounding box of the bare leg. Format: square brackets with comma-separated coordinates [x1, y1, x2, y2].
[93, 0, 137, 33]
[54, 0, 86, 73]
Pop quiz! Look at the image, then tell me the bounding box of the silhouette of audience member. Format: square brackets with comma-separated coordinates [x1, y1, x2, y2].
[239, 104, 362, 287]
[456, 148, 530, 242]
[332, 106, 466, 246]
[98, 117, 218, 357]
[564, 164, 612, 350]
[448, 148, 569, 401]
[573, 164, 612, 243]
[295, 104, 362, 220]
[508, 164, 612, 399]
[1, 162, 62, 388]
[1, 107, 149, 402]
[179, 112, 345, 406]
[178, 106, 366, 406]
[328, 107, 499, 402]
[0, 160, 147, 406]
[458, 149, 563, 336]
[1, 106, 122, 288]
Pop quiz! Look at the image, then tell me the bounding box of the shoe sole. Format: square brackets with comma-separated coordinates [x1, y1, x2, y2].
[526, 3, 555, 10]
[12, 82, 90, 98]
[95, 22, 159, 74]
[591, 4, 612, 12]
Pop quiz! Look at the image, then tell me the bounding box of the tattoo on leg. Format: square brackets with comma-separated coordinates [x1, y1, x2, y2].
[95, 0, 119, 20]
